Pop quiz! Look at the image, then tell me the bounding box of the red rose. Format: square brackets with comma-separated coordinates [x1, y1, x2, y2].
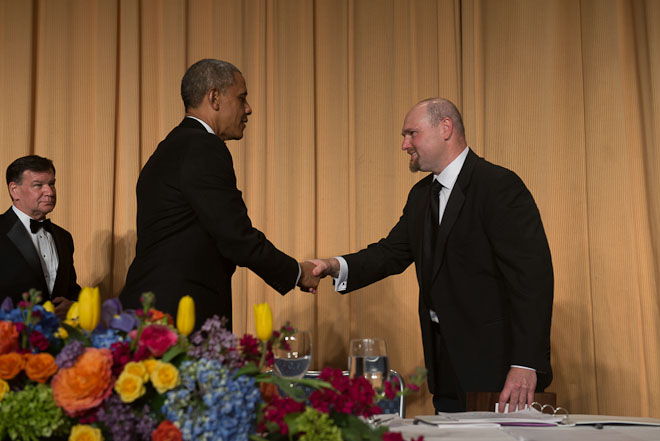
[138, 324, 179, 357]
[152, 420, 182, 441]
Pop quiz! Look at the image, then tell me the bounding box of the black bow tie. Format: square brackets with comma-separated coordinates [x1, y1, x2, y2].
[30, 218, 53, 234]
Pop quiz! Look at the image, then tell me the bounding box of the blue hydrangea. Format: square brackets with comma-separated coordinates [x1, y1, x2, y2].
[0, 305, 59, 341]
[162, 359, 262, 441]
[90, 328, 122, 348]
[0, 307, 25, 323]
[32, 306, 60, 340]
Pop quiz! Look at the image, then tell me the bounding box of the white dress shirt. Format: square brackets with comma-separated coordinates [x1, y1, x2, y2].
[12, 205, 59, 296]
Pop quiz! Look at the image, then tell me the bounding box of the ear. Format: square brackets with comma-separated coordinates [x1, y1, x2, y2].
[208, 89, 221, 111]
[440, 117, 454, 141]
[8, 182, 19, 200]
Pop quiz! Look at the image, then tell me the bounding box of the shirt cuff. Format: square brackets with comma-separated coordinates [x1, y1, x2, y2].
[510, 365, 536, 372]
[333, 256, 349, 291]
[294, 263, 301, 289]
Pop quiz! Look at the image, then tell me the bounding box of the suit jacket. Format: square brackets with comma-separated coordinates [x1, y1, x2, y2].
[0, 208, 80, 305]
[121, 118, 299, 329]
[342, 149, 553, 394]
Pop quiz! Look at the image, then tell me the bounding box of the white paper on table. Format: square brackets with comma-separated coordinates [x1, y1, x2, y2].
[416, 408, 563, 426]
[391, 424, 516, 441]
[503, 425, 660, 441]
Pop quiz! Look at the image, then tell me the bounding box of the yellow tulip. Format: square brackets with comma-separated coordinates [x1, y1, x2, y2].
[78, 287, 101, 332]
[254, 302, 273, 342]
[176, 295, 195, 336]
[65, 301, 79, 327]
[42, 300, 55, 313]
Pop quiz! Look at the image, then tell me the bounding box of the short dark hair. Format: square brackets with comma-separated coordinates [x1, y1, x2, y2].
[181, 59, 241, 110]
[6, 155, 55, 185]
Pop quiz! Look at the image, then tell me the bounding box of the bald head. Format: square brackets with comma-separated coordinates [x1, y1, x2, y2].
[417, 98, 465, 140]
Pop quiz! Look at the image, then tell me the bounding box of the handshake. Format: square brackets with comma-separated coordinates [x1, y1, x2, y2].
[296, 258, 341, 294]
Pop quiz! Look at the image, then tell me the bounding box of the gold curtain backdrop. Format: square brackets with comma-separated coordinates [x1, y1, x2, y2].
[1, 0, 659, 417]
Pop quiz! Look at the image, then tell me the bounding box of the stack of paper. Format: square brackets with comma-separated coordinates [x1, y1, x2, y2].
[414, 408, 565, 427]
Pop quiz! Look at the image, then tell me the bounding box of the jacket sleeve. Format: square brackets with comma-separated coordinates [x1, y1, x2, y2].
[484, 171, 554, 373]
[179, 136, 299, 294]
[342, 189, 417, 293]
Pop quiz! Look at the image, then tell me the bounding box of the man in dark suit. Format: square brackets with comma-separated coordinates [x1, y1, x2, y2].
[311, 98, 553, 413]
[1, 155, 81, 318]
[121, 59, 318, 330]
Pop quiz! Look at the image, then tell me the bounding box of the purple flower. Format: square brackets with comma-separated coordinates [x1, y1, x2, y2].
[187, 315, 244, 368]
[101, 298, 138, 332]
[101, 298, 122, 325]
[1, 297, 14, 312]
[110, 312, 138, 333]
[97, 395, 156, 441]
[55, 340, 86, 368]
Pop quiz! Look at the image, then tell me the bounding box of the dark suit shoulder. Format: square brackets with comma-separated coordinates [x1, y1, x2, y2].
[158, 121, 233, 166]
[0, 208, 19, 234]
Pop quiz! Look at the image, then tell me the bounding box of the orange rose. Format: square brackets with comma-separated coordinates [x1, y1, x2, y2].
[148, 309, 174, 326]
[0, 322, 19, 355]
[51, 348, 114, 416]
[24, 352, 58, 383]
[151, 420, 182, 441]
[0, 352, 25, 380]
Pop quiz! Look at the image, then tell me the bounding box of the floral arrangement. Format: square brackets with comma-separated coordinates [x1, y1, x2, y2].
[0, 288, 424, 441]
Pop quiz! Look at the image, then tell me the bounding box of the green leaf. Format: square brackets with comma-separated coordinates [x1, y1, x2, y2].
[161, 338, 187, 363]
[234, 362, 261, 378]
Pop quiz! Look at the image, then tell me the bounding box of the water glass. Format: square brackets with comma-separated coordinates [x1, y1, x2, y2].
[348, 338, 389, 389]
[274, 330, 312, 379]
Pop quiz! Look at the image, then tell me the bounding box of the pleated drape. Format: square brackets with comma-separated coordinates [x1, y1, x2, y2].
[1, 0, 659, 417]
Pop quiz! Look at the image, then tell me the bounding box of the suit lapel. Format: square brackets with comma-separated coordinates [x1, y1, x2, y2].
[50, 226, 69, 296]
[5, 212, 47, 285]
[431, 149, 479, 281]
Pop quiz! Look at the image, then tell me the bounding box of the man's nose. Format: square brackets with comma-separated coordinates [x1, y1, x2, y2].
[245, 101, 252, 115]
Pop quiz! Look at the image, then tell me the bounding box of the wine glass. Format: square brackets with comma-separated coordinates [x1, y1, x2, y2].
[348, 338, 389, 389]
[274, 330, 312, 379]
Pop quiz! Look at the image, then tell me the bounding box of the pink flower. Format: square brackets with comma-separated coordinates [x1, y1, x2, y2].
[309, 367, 382, 417]
[258, 396, 306, 435]
[239, 334, 260, 365]
[384, 377, 401, 400]
[138, 324, 178, 357]
[29, 330, 50, 351]
[110, 341, 132, 376]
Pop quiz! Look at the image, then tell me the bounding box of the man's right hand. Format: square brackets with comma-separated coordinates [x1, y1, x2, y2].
[298, 261, 321, 293]
[309, 258, 340, 278]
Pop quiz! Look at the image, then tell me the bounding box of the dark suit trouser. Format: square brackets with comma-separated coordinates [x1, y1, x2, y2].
[431, 321, 466, 413]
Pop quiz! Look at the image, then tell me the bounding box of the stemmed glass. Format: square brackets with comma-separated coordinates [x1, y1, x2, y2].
[274, 330, 312, 379]
[348, 338, 389, 389]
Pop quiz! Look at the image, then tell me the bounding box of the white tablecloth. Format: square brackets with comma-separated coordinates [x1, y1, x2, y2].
[385, 418, 660, 441]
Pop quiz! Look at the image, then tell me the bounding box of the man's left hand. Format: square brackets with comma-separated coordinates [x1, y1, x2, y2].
[497, 367, 537, 412]
[52, 296, 73, 320]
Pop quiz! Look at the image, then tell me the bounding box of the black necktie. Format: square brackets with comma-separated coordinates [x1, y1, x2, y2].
[30, 218, 53, 234]
[422, 179, 443, 303]
[429, 179, 442, 243]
